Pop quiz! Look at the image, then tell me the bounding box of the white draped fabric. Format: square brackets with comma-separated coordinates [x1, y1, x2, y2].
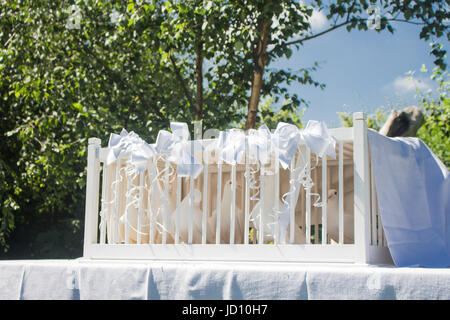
[368, 130, 450, 267]
[0, 260, 449, 300]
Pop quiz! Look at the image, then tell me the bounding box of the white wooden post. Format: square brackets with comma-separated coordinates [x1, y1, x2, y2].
[338, 142, 344, 244]
[83, 138, 101, 256]
[289, 158, 295, 244]
[321, 156, 327, 245]
[259, 167, 264, 244]
[230, 164, 236, 244]
[305, 148, 311, 244]
[175, 175, 181, 244]
[202, 155, 208, 245]
[137, 172, 144, 244]
[244, 137, 250, 245]
[125, 174, 131, 244]
[353, 112, 371, 264]
[216, 160, 222, 244]
[149, 157, 156, 244]
[99, 163, 108, 244]
[162, 157, 169, 244]
[188, 176, 194, 244]
[274, 151, 280, 245]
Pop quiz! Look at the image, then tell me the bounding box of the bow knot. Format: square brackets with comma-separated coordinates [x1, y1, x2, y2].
[106, 128, 156, 173]
[155, 122, 203, 178]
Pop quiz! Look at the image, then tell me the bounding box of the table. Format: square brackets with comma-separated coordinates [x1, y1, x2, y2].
[0, 259, 449, 300]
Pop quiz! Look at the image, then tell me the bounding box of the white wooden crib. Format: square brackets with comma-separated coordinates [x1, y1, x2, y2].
[83, 112, 393, 264]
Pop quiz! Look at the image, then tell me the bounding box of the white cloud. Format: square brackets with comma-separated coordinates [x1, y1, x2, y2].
[309, 10, 328, 32]
[391, 76, 432, 93]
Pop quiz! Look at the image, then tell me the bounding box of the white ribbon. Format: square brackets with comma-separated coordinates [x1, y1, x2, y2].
[107, 120, 336, 243]
[272, 122, 301, 170]
[247, 124, 273, 165]
[155, 122, 203, 178]
[275, 120, 336, 243]
[217, 129, 246, 165]
[300, 120, 336, 159]
[106, 129, 156, 173]
[108, 120, 335, 175]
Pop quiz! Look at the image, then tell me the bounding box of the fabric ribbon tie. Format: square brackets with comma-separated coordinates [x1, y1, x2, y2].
[300, 120, 336, 159]
[155, 122, 203, 178]
[274, 120, 336, 243]
[106, 128, 156, 173]
[217, 129, 246, 165]
[246, 124, 273, 165]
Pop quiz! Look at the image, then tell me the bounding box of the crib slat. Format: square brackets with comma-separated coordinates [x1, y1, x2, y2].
[321, 156, 327, 245]
[259, 167, 264, 244]
[175, 175, 181, 244]
[149, 157, 156, 244]
[230, 164, 236, 244]
[162, 157, 169, 244]
[137, 172, 144, 244]
[274, 151, 280, 245]
[216, 160, 222, 244]
[339, 142, 344, 244]
[244, 137, 250, 245]
[289, 153, 295, 244]
[188, 176, 194, 244]
[202, 156, 208, 245]
[125, 171, 131, 244]
[100, 164, 108, 244]
[113, 159, 121, 244]
[306, 148, 311, 244]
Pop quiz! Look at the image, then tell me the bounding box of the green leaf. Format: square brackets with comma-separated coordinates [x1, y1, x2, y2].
[234, 40, 243, 51]
[72, 102, 83, 111]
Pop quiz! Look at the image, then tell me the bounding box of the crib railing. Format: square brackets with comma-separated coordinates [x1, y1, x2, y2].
[83, 112, 392, 264]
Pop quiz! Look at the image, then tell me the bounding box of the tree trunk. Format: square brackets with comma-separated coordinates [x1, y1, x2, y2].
[195, 33, 203, 121]
[245, 18, 271, 130]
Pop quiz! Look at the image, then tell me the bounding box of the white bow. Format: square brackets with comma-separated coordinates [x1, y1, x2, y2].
[300, 120, 336, 159]
[106, 129, 156, 173]
[217, 129, 246, 165]
[155, 122, 203, 178]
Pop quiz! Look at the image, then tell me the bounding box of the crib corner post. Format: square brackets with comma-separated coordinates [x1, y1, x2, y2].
[83, 137, 101, 257]
[353, 112, 371, 264]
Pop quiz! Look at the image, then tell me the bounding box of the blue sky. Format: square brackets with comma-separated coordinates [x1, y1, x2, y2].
[272, 11, 448, 128]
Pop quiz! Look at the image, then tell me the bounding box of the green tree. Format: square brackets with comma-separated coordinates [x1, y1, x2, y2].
[0, 0, 236, 256]
[416, 67, 450, 168]
[235, 96, 304, 130]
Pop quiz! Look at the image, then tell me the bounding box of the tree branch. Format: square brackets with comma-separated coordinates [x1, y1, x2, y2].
[169, 55, 197, 116]
[387, 18, 429, 26]
[269, 20, 352, 54]
[269, 16, 433, 56]
[194, 22, 203, 121]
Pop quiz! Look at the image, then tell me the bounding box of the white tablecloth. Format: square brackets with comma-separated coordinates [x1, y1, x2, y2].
[0, 259, 449, 300]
